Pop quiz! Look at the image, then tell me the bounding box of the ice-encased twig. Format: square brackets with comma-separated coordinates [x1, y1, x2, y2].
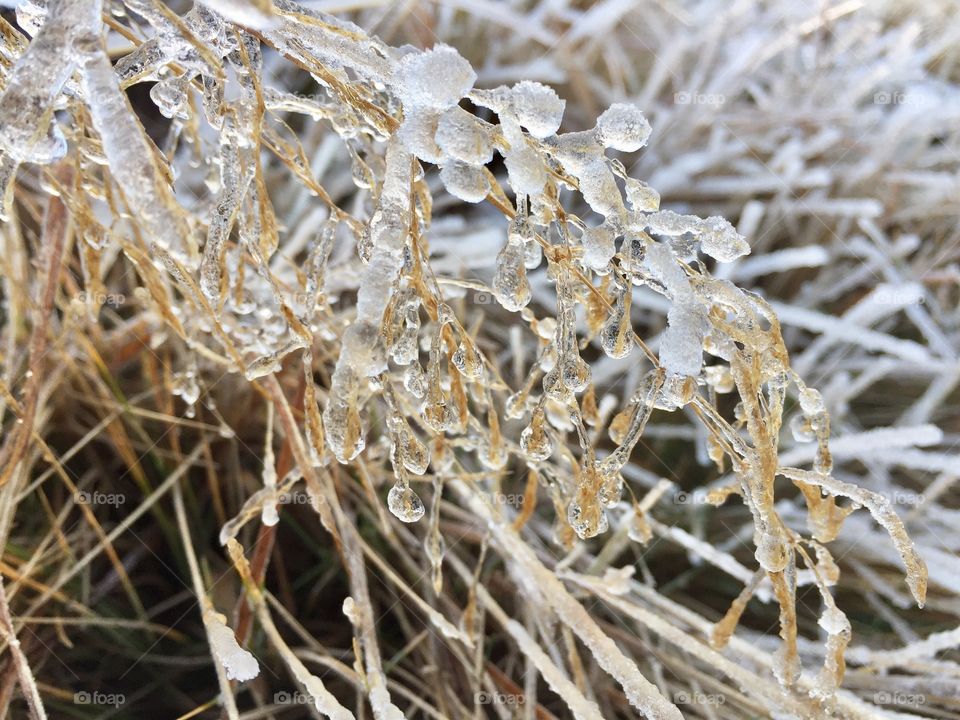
[778, 467, 928, 606]
[323, 139, 412, 463]
[79, 39, 197, 265]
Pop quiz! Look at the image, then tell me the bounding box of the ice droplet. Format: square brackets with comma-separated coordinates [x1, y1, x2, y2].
[790, 413, 816, 443]
[519, 404, 553, 462]
[624, 178, 660, 212]
[387, 482, 425, 522]
[599, 274, 633, 359]
[494, 237, 531, 311]
[567, 499, 608, 539]
[595, 103, 651, 152]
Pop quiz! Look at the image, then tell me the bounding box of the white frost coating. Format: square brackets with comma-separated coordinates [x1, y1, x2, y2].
[393, 44, 476, 111]
[642, 210, 701, 237]
[724, 245, 828, 280]
[660, 304, 706, 376]
[779, 424, 943, 467]
[644, 242, 707, 376]
[581, 223, 617, 271]
[503, 135, 548, 194]
[205, 612, 260, 682]
[504, 619, 604, 720]
[452, 482, 682, 720]
[595, 103, 651, 152]
[771, 302, 932, 364]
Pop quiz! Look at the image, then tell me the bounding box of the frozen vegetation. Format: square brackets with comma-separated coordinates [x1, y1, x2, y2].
[0, 0, 957, 718]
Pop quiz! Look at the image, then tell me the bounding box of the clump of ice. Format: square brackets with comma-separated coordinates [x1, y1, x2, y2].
[595, 103, 651, 152]
[393, 44, 476, 111]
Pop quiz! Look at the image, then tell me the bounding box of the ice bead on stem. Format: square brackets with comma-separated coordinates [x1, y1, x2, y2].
[421, 307, 456, 432]
[544, 265, 590, 396]
[566, 414, 608, 539]
[205, 610, 259, 682]
[387, 480, 425, 523]
[595, 103, 651, 152]
[493, 205, 533, 311]
[388, 289, 421, 366]
[599, 272, 633, 359]
[520, 400, 553, 462]
[382, 377, 430, 475]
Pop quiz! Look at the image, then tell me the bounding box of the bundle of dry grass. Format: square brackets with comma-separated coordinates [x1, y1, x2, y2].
[0, 0, 957, 718]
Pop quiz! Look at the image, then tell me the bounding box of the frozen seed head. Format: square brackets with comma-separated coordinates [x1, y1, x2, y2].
[507, 81, 565, 138]
[699, 216, 750, 262]
[595, 103, 651, 152]
[394, 44, 476, 111]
